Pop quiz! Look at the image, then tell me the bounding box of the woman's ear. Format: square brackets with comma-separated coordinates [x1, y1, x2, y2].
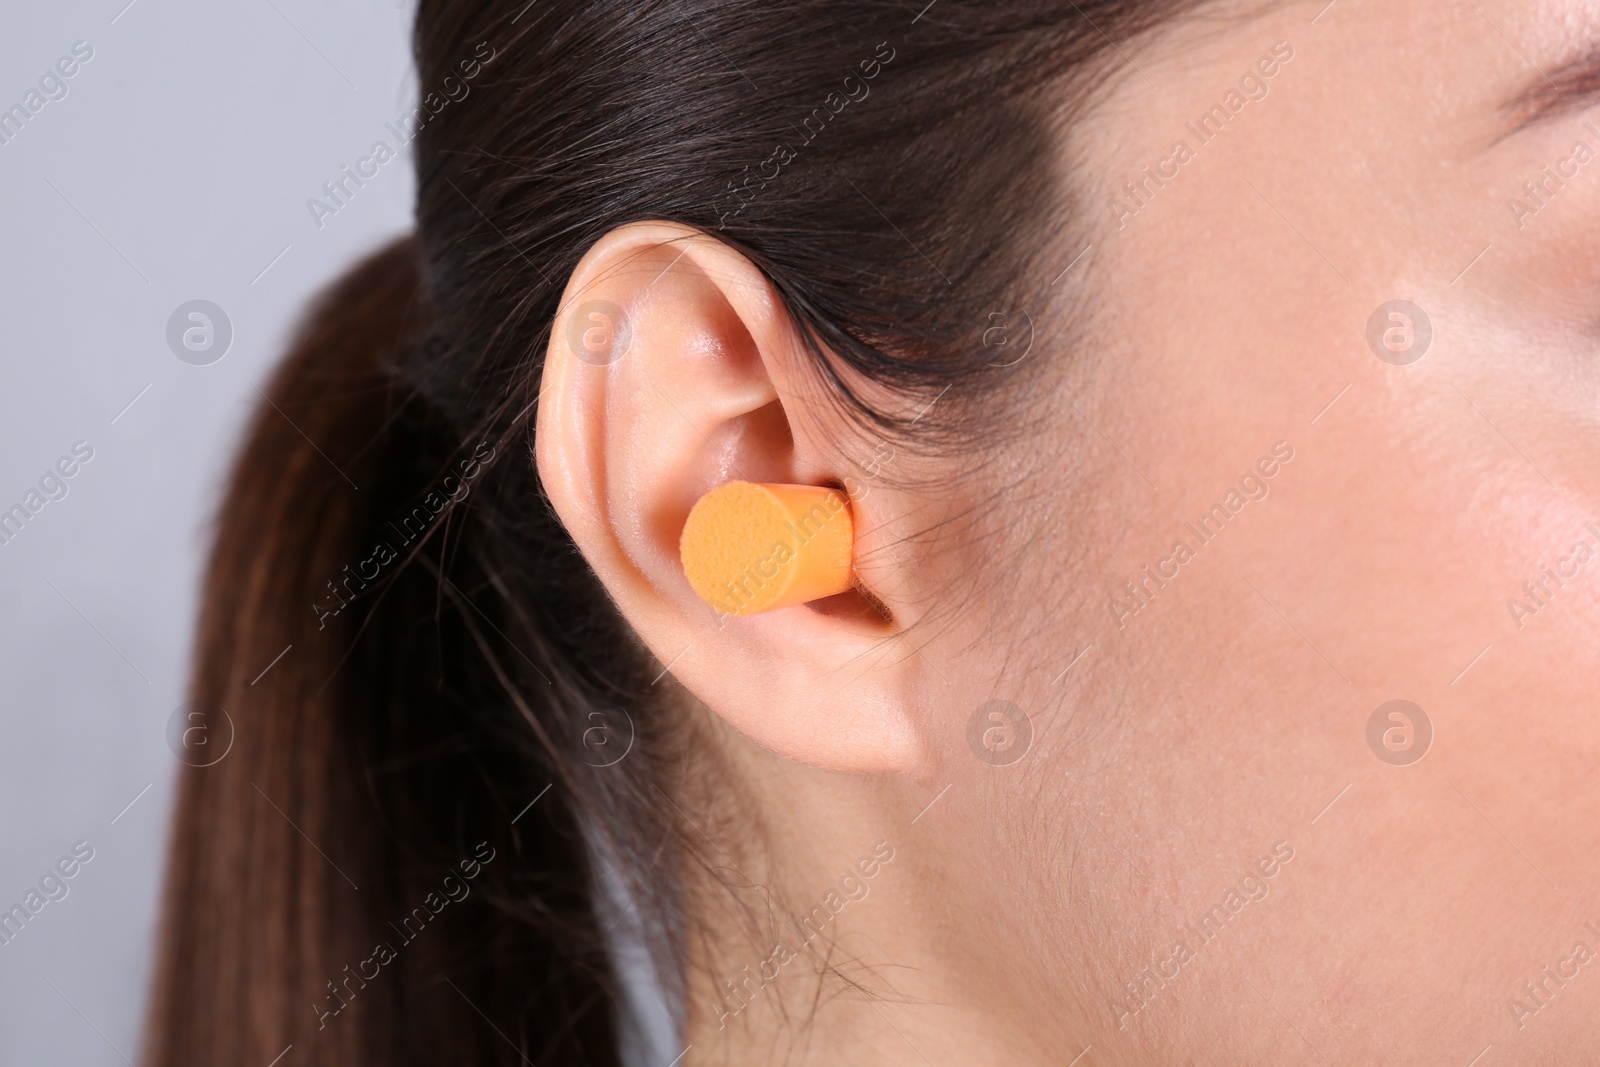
[536, 222, 931, 776]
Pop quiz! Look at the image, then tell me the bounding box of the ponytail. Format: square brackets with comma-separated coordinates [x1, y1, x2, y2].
[144, 237, 649, 1066]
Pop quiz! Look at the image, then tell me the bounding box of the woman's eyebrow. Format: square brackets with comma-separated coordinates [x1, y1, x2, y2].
[1501, 45, 1600, 139]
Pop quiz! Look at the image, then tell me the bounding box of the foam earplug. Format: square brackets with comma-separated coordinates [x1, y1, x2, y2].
[679, 481, 854, 616]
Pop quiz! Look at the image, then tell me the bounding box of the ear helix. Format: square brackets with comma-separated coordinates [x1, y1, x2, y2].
[679, 481, 854, 616]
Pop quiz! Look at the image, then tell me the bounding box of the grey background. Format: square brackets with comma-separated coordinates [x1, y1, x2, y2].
[0, 2, 417, 1061]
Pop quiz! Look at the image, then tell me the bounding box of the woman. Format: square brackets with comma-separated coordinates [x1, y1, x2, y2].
[145, 0, 1600, 1063]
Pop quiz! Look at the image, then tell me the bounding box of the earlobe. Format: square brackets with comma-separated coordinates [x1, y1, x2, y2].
[535, 222, 933, 777]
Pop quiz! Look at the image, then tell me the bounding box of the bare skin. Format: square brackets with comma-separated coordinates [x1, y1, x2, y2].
[538, 1, 1600, 1062]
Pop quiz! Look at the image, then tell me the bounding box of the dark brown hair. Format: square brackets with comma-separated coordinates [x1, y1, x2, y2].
[145, 2, 1200, 1064]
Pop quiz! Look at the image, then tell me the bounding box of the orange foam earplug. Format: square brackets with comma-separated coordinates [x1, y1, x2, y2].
[679, 481, 854, 615]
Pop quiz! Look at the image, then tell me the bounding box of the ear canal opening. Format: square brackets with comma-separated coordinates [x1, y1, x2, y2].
[805, 580, 894, 628]
[799, 479, 894, 628]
